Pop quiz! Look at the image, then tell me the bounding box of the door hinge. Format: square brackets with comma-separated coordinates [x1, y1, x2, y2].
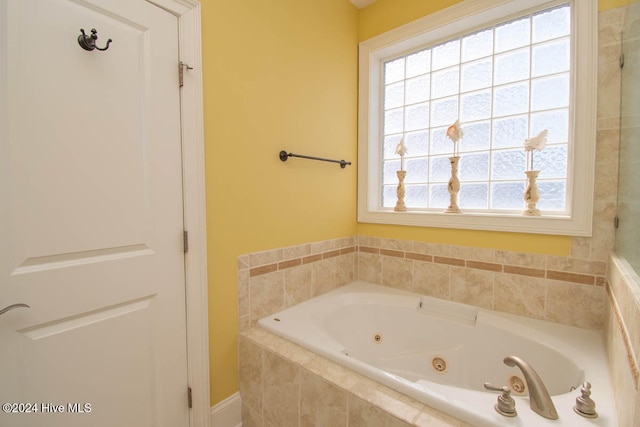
[183, 230, 189, 253]
[179, 61, 193, 87]
[188, 386, 193, 409]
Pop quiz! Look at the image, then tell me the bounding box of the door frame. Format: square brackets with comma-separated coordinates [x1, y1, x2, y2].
[147, 1, 210, 426]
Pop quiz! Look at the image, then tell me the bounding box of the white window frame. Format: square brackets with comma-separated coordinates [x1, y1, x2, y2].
[357, 0, 597, 236]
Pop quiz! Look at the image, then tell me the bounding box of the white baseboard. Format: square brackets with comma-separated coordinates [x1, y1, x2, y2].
[210, 392, 242, 427]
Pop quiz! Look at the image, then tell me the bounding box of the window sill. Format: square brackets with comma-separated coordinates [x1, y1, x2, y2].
[357, 209, 592, 236]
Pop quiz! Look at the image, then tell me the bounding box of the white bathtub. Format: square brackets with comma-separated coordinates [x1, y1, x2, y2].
[258, 281, 617, 426]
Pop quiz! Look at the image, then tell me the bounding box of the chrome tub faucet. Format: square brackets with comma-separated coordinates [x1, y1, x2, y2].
[503, 355, 558, 420]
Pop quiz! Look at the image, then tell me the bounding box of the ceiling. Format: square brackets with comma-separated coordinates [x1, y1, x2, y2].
[350, 0, 378, 9]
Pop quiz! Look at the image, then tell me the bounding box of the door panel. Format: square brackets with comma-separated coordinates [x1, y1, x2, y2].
[1, 0, 189, 425]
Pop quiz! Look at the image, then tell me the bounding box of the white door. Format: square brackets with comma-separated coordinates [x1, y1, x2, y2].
[0, 0, 190, 426]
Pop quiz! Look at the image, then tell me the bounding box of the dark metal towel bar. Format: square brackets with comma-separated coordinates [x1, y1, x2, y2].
[279, 150, 351, 169]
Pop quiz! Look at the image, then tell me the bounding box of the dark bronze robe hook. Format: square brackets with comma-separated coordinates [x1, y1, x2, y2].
[78, 28, 112, 51]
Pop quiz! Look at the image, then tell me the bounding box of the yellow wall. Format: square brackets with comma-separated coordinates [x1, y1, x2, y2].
[201, 0, 624, 407]
[201, 0, 358, 405]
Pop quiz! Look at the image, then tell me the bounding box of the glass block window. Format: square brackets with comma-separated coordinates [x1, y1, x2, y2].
[380, 4, 571, 213]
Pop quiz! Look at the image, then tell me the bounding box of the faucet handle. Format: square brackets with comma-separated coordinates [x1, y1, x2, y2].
[573, 381, 598, 418]
[484, 382, 517, 417]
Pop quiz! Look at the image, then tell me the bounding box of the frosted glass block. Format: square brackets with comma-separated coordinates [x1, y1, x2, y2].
[493, 115, 528, 149]
[533, 5, 570, 43]
[491, 182, 526, 209]
[384, 108, 404, 135]
[431, 67, 459, 99]
[531, 109, 568, 143]
[382, 185, 396, 208]
[460, 90, 491, 122]
[383, 159, 400, 184]
[532, 38, 569, 77]
[383, 134, 404, 159]
[405, 158, 429, 183]
[405, 102, 429, 131]
[533, 144, 567, 179]
[406, 75, 430, 105]
[536, 180, 566, 211]
[431, 97, 458, 127]
[462, 29, 493, 62]
[384, 82, 404, 110]
[459, 184, 488, 209]
[459, 121, 490, 152]
[492, 149, 526, 180]
[430, 127, 451, 156]
[531, 74, 569, 111]
[432, 39, 460, 71]
[495, 17, 530, 53]
[385, 58, 405, 84]
[459, 152, 489, 181]
[407, 49, 431, 78]
[429, 184, 449, 208]
[461, 58, 492, 92]
[494, 48, 530, 85]
[493, 83, 529, 117]
[406, 185, 428, 208]
[430, 156, 451, 182]
[405, 131, 429, 156]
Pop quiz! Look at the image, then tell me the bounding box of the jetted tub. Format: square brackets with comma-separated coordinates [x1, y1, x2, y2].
[258, 281, 617, 426]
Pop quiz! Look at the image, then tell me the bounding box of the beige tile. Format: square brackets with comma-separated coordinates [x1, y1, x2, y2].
[414, 241, 451, 257]
[249, 271, 284, 321]
[347, 395, 413, 427]
[241, 402, 263, 427]
[450, 245, 495, 262]
[597, 44, 623, 121]
[545, 281, 604, 329]
[239, 314, 251, 332]
[494, 250, 546, 268]
[414, 261, 450, 299]
[263, 351, 300, 427]
[414, 409, 469, 427]
[238, 254, 250, 270]
[380, 238, 415, 251]
[599, 7, 626, 47]
[358, 252, 382, 284]
[570, 237, 591, 259]
[606, 305, 639, 427]
[336, 253, 356, 286]
[283, 243, 311, 260]
[495, 273, 545, 319]
[245, 328, 316, 366]
[303, 357, 361, 391]
[590, 202, 617, 261]
[300, 370, 347, 427]
[250, 248, 283, 268]
[284, 263, 312, 308]
[238, 269, 250, 318]
[450, 267, 494, 309]
[595, 128, 621, 168]
[382, 256, 413, 291]
[313, 258, 337, 296]
[546, 256, 607, 276]
[238, 335, 263, 414]
[310, 239, 335, 255]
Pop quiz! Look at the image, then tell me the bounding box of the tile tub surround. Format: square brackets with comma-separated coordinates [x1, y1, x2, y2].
[239, 327, 470, 427]
[238, 237, 357, 332]
[239, 236, 608, 333]
[605, 255, 640, 426]
[356, 236, 607, 330]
